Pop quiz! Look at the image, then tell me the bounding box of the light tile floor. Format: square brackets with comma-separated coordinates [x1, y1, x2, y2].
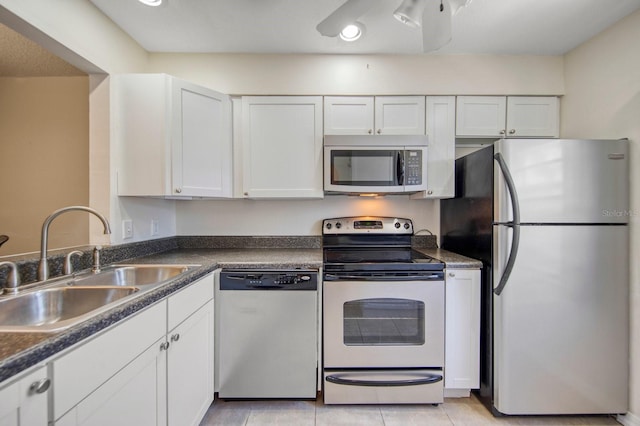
[200, 394, 622, 425]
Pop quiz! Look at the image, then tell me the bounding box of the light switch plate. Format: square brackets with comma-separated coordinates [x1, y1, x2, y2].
[122, 220, 133, 239]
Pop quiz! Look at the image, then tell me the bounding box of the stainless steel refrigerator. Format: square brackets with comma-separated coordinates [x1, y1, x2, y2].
[440, 138, 629, 415]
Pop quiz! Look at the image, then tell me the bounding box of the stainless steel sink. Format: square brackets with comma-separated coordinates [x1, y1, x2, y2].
[0, 286, 139, 332]
[73, 264, 193, 287]
[0, 263, 197, 333]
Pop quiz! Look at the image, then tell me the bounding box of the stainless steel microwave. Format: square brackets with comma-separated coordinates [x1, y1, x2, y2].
[323, 135, 428, 194]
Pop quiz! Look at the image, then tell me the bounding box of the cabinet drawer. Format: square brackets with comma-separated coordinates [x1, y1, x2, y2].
[52, 301, 166, 420]
[168, 274, 214, 331]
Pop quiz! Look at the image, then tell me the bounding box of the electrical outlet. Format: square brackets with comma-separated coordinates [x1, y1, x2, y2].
[151, 219, 159, 236]
[122, 220, 133, 239]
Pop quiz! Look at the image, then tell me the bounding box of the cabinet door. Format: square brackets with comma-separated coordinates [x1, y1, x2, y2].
[413, 96, 455, 199]
[0, 366, 48, 426]
[323, 96, 374, 135]
[374, 96, 426, 135]
[52, 302, 166, 420]
[456, 96, 507, 137]
[506, 96, 559, 138]
[445, 269, 481, 390]
[242, 96, 324, 198]
[171, 81, 232, 197]
[55, 339, 167, 426]
[167, 300, 214, 426]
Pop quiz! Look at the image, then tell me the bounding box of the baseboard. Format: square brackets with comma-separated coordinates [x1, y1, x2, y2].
[617, 411, 640, 426]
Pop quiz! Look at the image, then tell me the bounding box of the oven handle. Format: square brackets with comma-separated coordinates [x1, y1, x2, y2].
[324, 273, 444, 281]
[326, 373, 442, 387]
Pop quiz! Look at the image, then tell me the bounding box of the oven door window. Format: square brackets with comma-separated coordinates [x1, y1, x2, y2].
[343, 298, 425, 346]
[331, 150, 401, 186]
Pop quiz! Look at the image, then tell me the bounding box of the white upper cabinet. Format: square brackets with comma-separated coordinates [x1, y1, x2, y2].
[323, 96, 374, 135]
[455, 96, 507, 137]
[456, 96, 559, 138]
[505, 96, 559, 137]
[114, 74, 232, 198]
[241, 96, 324, 198]
[412, 96, 456, 199]
[324, 96, 426, 135]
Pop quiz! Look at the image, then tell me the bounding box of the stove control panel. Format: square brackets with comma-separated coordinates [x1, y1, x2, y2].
[323, 216, 413, 235]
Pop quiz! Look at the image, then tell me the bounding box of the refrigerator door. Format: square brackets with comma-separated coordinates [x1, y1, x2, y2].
[495, 139, 629, 224]
[492, 224, 629, 415]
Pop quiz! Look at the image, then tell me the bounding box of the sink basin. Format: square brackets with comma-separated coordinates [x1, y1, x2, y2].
[73, 264, 193, 287]
[0, 286, 139, 332]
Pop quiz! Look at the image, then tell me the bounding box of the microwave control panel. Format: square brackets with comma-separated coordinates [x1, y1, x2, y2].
[405, 150, 423, 186]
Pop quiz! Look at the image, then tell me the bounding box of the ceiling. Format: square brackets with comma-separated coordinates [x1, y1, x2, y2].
[88, 0, 640, 55]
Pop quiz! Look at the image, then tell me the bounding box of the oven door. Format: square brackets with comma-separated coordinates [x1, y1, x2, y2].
[323, 279, 444, 368]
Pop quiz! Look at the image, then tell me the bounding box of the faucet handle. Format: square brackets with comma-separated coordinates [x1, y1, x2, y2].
[64, 250, 84, 275]
[0, 261, 20, 294]
[92, 246, 102, 274]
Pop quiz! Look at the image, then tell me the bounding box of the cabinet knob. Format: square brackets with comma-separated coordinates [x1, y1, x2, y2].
[175, 188, 182, 194]
[499, 129, 506, 135]
[376, 129, 382, 134]
[448, 272, 456, 277]
[160, 341, 170, 351]
[244, 192, 249, 196]
[170, 333, 180, 342]
[29, 378, 51, 395]
[509, 129, 516, 135]
[427, 190, 433, 195]
[368, 129, 373, 134]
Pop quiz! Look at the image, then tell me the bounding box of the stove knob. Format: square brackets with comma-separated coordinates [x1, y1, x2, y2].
[404, 223, 410, 230]
[394, 222, 401, 229]
[335, 222, 342, 229]
[326, 223, 332, 230]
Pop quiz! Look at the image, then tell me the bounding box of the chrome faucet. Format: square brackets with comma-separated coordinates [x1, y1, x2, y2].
[38, 206, 112, 281]
[0, 261, 20, 294]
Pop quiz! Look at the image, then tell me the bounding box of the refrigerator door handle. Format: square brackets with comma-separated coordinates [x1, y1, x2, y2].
[494, 152, 521, 296]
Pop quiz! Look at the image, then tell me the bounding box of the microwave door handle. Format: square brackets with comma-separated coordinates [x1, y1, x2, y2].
[396, 151, 405, 185]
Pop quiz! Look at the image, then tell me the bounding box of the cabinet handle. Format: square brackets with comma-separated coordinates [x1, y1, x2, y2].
[171, 333, 180, 342]
[499, 129, 506, 135]
[160, 341, 170, 351]
[509, 129, 516, 135]
[448, 272, 456, 277]
[29, 378, 51, 395]
[376, 129, 382, 134]
[368, 129, 373, 134]
[175, 188, 182, 194]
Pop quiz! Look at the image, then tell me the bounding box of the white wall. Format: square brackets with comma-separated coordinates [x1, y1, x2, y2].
[176, 196, 439, 237]
[148, 53, 564, 96]
[561, 9, 640, 423]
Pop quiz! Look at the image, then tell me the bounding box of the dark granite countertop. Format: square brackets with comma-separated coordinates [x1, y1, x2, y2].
[0, 248, 322, 385]
[0, 244, 479, 385]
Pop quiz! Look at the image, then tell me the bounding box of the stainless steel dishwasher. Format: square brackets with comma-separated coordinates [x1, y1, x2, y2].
[216, 269, 318, 398]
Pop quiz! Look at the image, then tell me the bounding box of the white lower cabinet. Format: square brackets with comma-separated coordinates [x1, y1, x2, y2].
[52, 273, 214, 426]
[166, 278, 215, 426]
[445, 268, 481, 393]
[0, 365, 49, 426]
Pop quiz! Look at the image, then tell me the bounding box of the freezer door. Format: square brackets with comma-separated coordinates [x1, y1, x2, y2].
[492, 224, 629, 415]
[495, 139, 629, 223]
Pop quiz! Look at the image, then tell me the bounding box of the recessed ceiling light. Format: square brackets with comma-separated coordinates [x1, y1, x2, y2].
[339, 23, 364, 42]
[138, 0, 163, 6]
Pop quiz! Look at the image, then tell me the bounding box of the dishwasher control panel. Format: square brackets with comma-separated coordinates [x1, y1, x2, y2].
[220, 270, 318, 290]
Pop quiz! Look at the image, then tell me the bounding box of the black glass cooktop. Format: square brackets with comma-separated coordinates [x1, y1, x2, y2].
[323, 247, 444, 272]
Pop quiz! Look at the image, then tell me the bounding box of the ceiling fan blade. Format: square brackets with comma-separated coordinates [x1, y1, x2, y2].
[448, 0, 472, 15]
[316, 0, 374, 37]
[422, 0, 452, 52]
